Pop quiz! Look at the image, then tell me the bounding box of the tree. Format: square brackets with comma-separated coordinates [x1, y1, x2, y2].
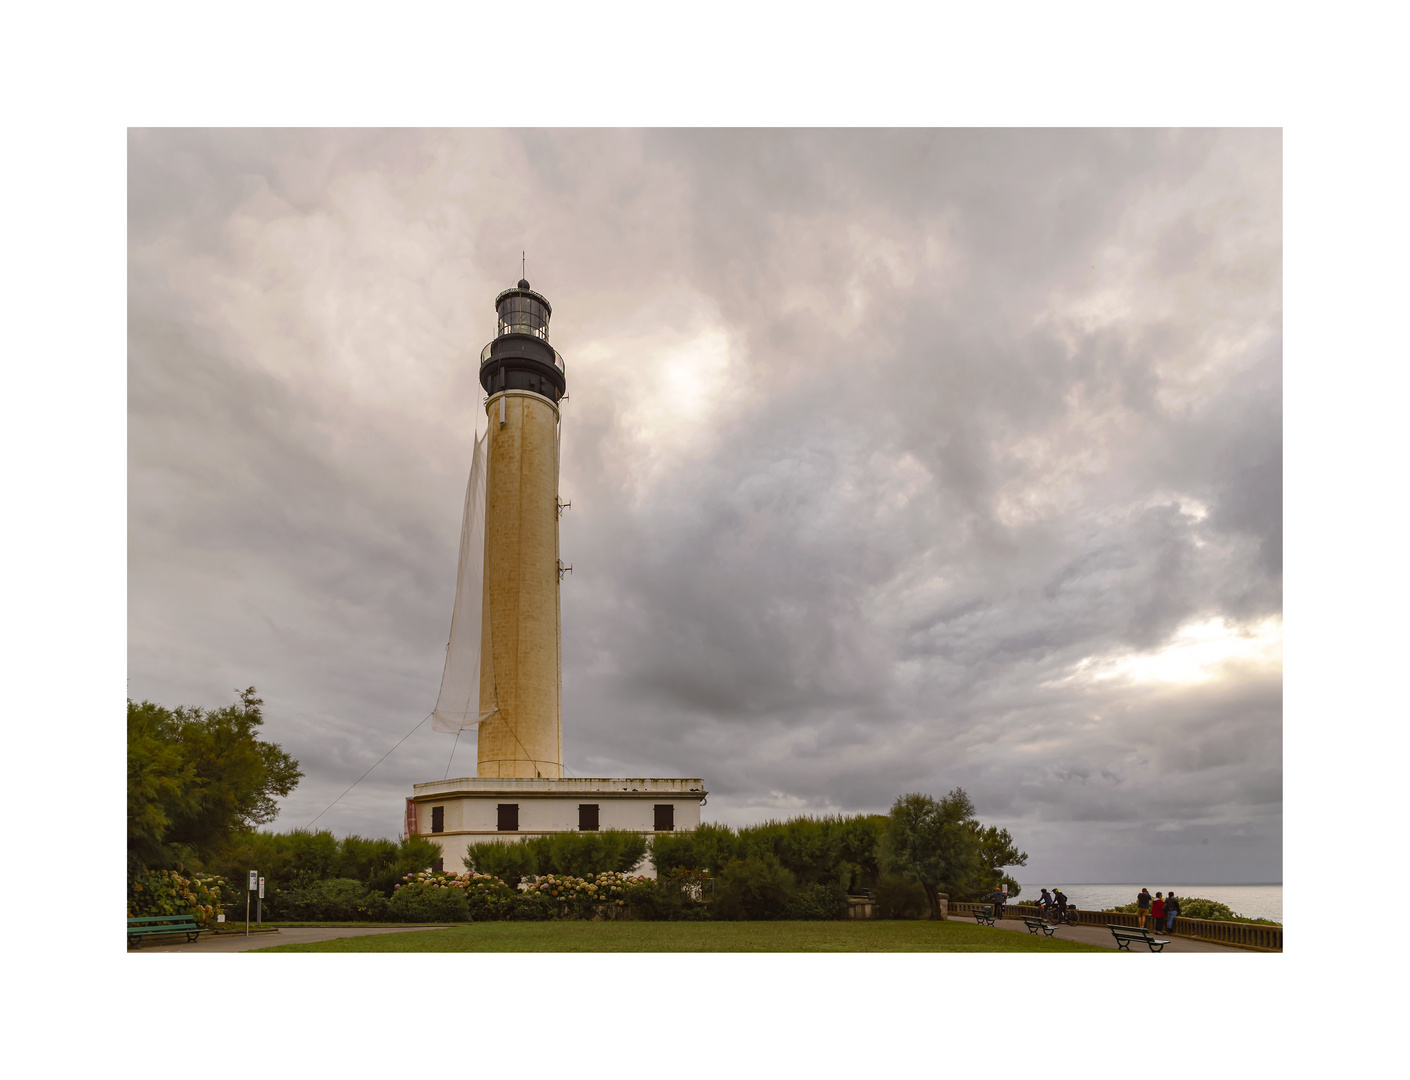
[127, 688, 303, 869]
[462, 839, 538, 888]
[881, 789, 983, 919]
[976, 824, 1028, 899]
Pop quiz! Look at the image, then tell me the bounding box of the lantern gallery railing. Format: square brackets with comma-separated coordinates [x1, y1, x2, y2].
[481, 340, 566, 373]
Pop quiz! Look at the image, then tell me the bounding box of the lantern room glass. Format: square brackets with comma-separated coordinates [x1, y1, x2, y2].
[497, 295, 550, 341]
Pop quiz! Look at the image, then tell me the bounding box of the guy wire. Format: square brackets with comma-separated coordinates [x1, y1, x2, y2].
[305, 711, 433, 829]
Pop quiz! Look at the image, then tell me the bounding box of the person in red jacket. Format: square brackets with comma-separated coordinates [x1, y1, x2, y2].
[1151, 892, 1166, 931]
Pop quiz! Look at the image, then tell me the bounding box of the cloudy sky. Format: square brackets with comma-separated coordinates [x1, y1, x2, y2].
[128, 129, 1281, 884]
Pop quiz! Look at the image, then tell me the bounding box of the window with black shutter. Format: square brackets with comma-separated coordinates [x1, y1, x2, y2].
[431, 806, 445, 833]
[653, 804, 674, 831]
[497, 803, 519, 831]
[434, 858, 444, 872]
[579, 804, 600, 831]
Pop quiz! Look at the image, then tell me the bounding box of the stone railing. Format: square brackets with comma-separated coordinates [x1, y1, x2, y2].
[847, 893, 947, 920]
[947, 902, 1282, 951]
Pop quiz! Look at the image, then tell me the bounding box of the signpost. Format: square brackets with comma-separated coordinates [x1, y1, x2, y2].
[257, 876, 265, 926]
[247, 870, 258, 936]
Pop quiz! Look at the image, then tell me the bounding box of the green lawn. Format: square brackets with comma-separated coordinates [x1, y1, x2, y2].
[254, 920, 1108, 953]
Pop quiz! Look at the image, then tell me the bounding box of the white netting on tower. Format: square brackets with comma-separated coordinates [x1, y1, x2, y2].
[432, 427, 496, 733]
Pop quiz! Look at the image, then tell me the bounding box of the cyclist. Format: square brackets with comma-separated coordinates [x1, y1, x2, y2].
[1053, 887, 1070, 923]
[1039, 887, 1054, 910]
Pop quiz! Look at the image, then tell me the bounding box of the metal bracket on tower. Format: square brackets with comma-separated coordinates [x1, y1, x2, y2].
[557, 560, 572, 580]
[557, 499, 571, 517]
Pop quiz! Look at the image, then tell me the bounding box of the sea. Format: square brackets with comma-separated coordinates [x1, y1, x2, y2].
[1016, 883, 1282, 923]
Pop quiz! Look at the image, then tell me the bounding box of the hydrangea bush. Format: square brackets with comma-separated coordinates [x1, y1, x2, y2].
[522, 871, 653, 918]
[128, 867, 226, 929]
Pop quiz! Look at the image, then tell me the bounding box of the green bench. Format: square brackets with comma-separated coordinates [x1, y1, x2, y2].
[128, 914, 204, 949]
[1022, 914, 1056, 936]
[1107, 924, 1171, 952]
[972, 905, 995, 926]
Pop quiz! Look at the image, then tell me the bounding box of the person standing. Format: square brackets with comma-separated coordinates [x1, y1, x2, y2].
[1151, 892, 1165, 931]
[1136, 887, 1152, 928]
[1166, 891, 1180, 931]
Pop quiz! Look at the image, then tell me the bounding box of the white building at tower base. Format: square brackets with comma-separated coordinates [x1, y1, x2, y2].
[407, 776, 707, 874]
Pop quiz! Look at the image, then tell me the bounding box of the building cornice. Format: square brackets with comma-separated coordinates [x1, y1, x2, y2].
[412, 777, 707, 802]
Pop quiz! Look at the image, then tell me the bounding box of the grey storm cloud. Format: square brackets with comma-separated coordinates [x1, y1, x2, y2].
[128, 129, 1281, 883]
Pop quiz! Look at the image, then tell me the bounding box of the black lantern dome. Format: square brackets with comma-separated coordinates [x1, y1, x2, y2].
[480, 279, 566, 402]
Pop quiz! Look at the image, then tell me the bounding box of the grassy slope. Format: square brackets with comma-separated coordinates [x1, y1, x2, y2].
[254, 920, 1108, 953]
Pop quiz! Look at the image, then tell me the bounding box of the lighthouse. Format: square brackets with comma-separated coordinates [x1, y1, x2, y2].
[409, 276, 704, 871]
[475, 279, 566, 779]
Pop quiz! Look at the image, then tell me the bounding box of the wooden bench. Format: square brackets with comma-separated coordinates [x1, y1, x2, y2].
[128, 914, 204, 949]
[1107, 924, 1171, 952]
[972, 905, 995, 926]
[1022, 914, 1057, 936]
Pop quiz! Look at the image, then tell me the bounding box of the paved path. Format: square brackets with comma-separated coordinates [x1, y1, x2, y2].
[981, 914, 1255, 952]
[129, 926, 450, 953]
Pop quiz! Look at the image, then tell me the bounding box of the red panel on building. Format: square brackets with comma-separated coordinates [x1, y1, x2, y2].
[405, 797, 418, 837]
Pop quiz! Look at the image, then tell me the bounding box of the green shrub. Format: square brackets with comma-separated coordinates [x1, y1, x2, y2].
[524, 830, 650, 878]
[1103, 896, 1281, 926]
[206, 830, 442, 899]
[619, 869, 712, 921]
[388, 880, 470, 923]
[1174, 897, 1237, 922]
[462, 840, 538, 889]
[649, 817, 884, 893]
[648, 830, 705, 877]
[873, 874, 928, 919]
[621, 878, 670, 920]
[783, 881, 849, 921]
[505, 889, 556, 921]
[274, 878, 379, 921]
[713, 855, 798, 921]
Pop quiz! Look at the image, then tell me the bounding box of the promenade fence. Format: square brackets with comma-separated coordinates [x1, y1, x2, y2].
[947, 901, 1282, 951]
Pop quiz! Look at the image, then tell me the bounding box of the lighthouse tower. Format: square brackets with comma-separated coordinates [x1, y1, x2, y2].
[476, 279, 566, 778]
[409, 276, 704, 871]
